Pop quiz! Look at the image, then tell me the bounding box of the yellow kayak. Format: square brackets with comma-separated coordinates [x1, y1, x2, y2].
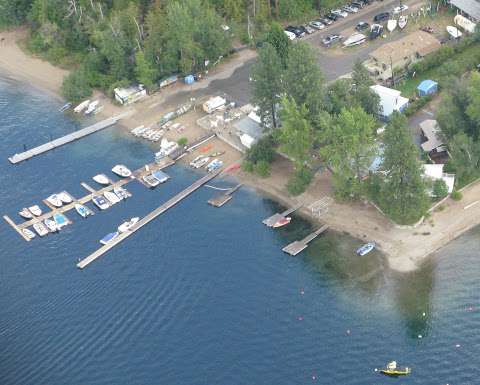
[379, 361, 411, 376]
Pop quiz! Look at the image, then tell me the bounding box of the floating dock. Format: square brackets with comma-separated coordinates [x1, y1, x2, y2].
[76, 169, 222, 269]
[208, 184, 242, 207]
[263, 203, 303, 227]
[282, 225, 329, 256]
[8, 111, 131, 164]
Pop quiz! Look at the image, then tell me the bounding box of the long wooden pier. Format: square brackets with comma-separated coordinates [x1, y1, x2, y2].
[263, 203, 303, 227]
[8, 111, 131, 164]
[208, 184, 242, 207]
[76, 169, 222, 269]
[282, 225, 329, 256]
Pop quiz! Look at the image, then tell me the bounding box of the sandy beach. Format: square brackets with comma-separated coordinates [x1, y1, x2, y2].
[1, 28, 480, 273]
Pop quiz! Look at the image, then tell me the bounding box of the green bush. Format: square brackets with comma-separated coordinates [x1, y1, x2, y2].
[241, 160, 254, 173]
[451, 190, 463, 201]
[245, 136, 275, 164]
[433, 179, 449, 198]
[254, 160, 271, 177]
[177, 137, 188, 146]
[404, 95, 433, 117]
[60, 68, 92, 103]
[287, 167, 313, 196]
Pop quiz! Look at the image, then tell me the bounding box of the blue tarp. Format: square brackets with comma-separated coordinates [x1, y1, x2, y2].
[184, 75, 195, 85]
[417, 80, 438, 96]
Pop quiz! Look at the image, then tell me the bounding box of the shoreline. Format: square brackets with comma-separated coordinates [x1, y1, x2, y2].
[2, 28, 480, 273]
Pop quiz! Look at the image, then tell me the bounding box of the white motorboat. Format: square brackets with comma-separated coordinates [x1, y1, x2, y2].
[46, 194, 63, 208]
[58, 192, 73, 204]
[74, 99, 90, 113]
[113, 186, 129, 200]
[191, 156, 210, 169]
[143, 174, 160, 188]
[84, 100, 99, 115]
[22, 228, 36, 240]
[93, 174, 110, 185]
[33, 222, 49, 237]
[343, 33, 367, 47]
[387, 19, 397, 32]
[92, 195, 109, 210]
[112, 164, 132, 178]
[398, 15, 408, 29]
[28, 205, 42, 216]
[118, 217, 140, 233]
[446, 25, 462, 39]
[104, 191, 121, 205]
[44, 218, 58, 232]
[19, 208, 33, 219]
[356, 242, 375, 256]
[75, 203, 93, 218]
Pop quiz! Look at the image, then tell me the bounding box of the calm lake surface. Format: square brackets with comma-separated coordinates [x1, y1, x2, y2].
[0, 78, 478, 385]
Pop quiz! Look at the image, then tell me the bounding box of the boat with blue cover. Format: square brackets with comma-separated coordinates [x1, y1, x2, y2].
[92, 195, 109, 210]
[53, 213, 68, 229]
[152, 170, 170, 183]
[75, 203, 93, 218]
[100, 232, 119, 245]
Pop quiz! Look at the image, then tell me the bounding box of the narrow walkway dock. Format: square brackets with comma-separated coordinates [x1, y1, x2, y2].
[208, 184, 242, 207]
[77, 169, 222, 269]
[263, 203, 303, 227]
[8, 111, 131, 164]
[282, 225, 329, 256]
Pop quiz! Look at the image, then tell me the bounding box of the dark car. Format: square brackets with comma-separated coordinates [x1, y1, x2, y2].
[374, 12, 390, 22]
[369, 23, 383, 39]
[326, 13, 339, 21]
[351, 1, 364, 8]
[285, 25, 305, 37]
[297, 25, 308, 35]
[322, 34, 342, 46]
[356, 21, 370, 31]
[319, 17, 333, 25]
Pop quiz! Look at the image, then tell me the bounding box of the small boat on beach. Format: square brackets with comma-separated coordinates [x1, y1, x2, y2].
[58, 192, 73, 204]
[387, 19, 397, 32]
[356, 242, 375, 256]
[74, 99, 90, 113]
[273, 217, 292, 228]
[44, 218, 58, 232]
[33, 222, 49, 237]
[28, 205, 42, 216]
[113, 186, 129, 200]
[143, 173, 160, 188]
[104, 191, 121, 205]
[100, 232, 119, 245]
[84, 100, 99, 115]
[53, 213, 68, 229]
[22, 228, 36, 240]
[19, 208, 33, 219]
[112, 164, 132, 178]
[75, 203, 93, 218]
[398, 15, 408, 29]
[379, 361, 411, 376]
[446, 25, 462, 39]
[93, 174, 110, 185]
[92, 195, 109, 210]
[46, 194, 63, 208]
[206, 159, 223, 172]
[343, 33, 367, 47]
[210, 151, 225, 157]
[59, 102, 72, 112]
[190, 155, 210, 169]
[118, 217, 140, 233]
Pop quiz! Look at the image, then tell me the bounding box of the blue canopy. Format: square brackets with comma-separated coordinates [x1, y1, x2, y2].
[417, 80, 438, 96]
[184, 75, 195, 85]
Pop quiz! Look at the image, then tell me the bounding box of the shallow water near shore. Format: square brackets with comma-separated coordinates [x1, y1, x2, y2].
[0, 77, 479, 385]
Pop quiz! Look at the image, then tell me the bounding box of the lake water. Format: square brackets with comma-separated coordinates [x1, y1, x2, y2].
[0, 78, 478, 385]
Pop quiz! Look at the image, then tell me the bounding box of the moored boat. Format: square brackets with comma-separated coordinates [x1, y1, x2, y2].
[398, 15, 408, 29]
[387, 19, 397, 32]
[379, 361, 411, 376]
[75, 203, 92, 218]
[74, 99, 90, 113]
[118, 217, 140, 233]
[446, 25, 462, 38]
[143, 173, 160, 188]
[84, 100, 99, 115]
[19, 208, 33, 219]
[93, 174, 110, 185]
[152, 170, 170, 183]
[92, 195, 109, 210]
[113, 186, 129, 200]
[46, 194, 63, 208]
[104, 191, 121, 205]
[44, 218, 58, 232]
[100, 232, 119, 245]
[53, 213, 68, 229]
[58, 192, 73, 204]
[22, 228, 36, 240]
[33, 222, 49, 237]
[28, 205, 42, 216]
[112, 164, 132, 178]
[273, 216, 292, 228]
[356, 242, 375, 256]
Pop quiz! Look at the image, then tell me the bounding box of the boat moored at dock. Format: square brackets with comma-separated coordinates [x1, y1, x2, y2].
[118, 217, 140, 233]
[104, 191, 121, 205]
[75, 203, 93, 218]
[92, 195, 109, 210]
[143, 173, 160, 188]
[112, 164, 132, 178]
[19, 208, 33, 219]
[53, 213, 68, 229]
[33, 222, 49, 237]
[152, 170, 170, 183]
[93, 174, 110, 185]
[22, 228, 35, 240]
[58, 192, 73, 204]
[113, 186, 129, 200]
[46, 194, 63, 208]
[273, 217, 291, 228]
[100, 232, 119, 245]
[44, 218, 58, 232]
[28, 205, 42, 216]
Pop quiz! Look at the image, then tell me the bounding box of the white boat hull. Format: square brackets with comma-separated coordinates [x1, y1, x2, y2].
[387, 19, 397, 32]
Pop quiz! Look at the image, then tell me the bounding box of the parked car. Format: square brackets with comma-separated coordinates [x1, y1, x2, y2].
[356, 21, 370, 31]
[326, 13, 339, 21]
[332, 9, 349, 18]
[303, 24, 316, 34]
[343, 5, 359, 13]
[392, 4, 409, 14]
[310, 20, 325, 29]
[319, 17, 333, 25]
[285, 25, 305, 37]
[284, 30, 296, 40]
[373, 12, 390, 22]
[369, 23, 384, 39]
[322, 34, 342, 46]
[351, 1, 364, 8]
[297, 25, 308, 35]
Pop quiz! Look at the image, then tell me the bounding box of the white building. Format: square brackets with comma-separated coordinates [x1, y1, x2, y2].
[370, 85, 409, 119]
[423, 164, 455, 195]
[234, 109, 263, 149]
[114, 84, 147, 105]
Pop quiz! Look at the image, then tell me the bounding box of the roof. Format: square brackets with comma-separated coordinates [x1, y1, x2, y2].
[234, 115, 263, 140]
[420, 120, 444, 151]
[370, 85, 409, 117]
[369, 31, 441, 64]
[450, 0, 480, 21]
[114, 85, 144, 99]
[423, 163, 455, 193]
[417, 79, 438, 92]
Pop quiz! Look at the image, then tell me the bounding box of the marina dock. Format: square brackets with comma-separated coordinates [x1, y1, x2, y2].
[76, 169, 222, 269]
[208, 184, 242, 207]
[263, 203, 303, 227]
[8, 112, 131, 164]
[282, 225, 329, 256]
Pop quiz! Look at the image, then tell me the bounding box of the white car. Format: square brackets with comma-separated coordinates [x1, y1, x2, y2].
[310, 21, 325, 30]
[284, 30, 296, 40]
[343, 5, 358, 13]
[332, 9, 349, 17]
[392, 4, 409, 14]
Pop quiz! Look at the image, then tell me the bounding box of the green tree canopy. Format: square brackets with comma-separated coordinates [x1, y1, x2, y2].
[447, 132, 480, 185]
[264, 21, 291, 66]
